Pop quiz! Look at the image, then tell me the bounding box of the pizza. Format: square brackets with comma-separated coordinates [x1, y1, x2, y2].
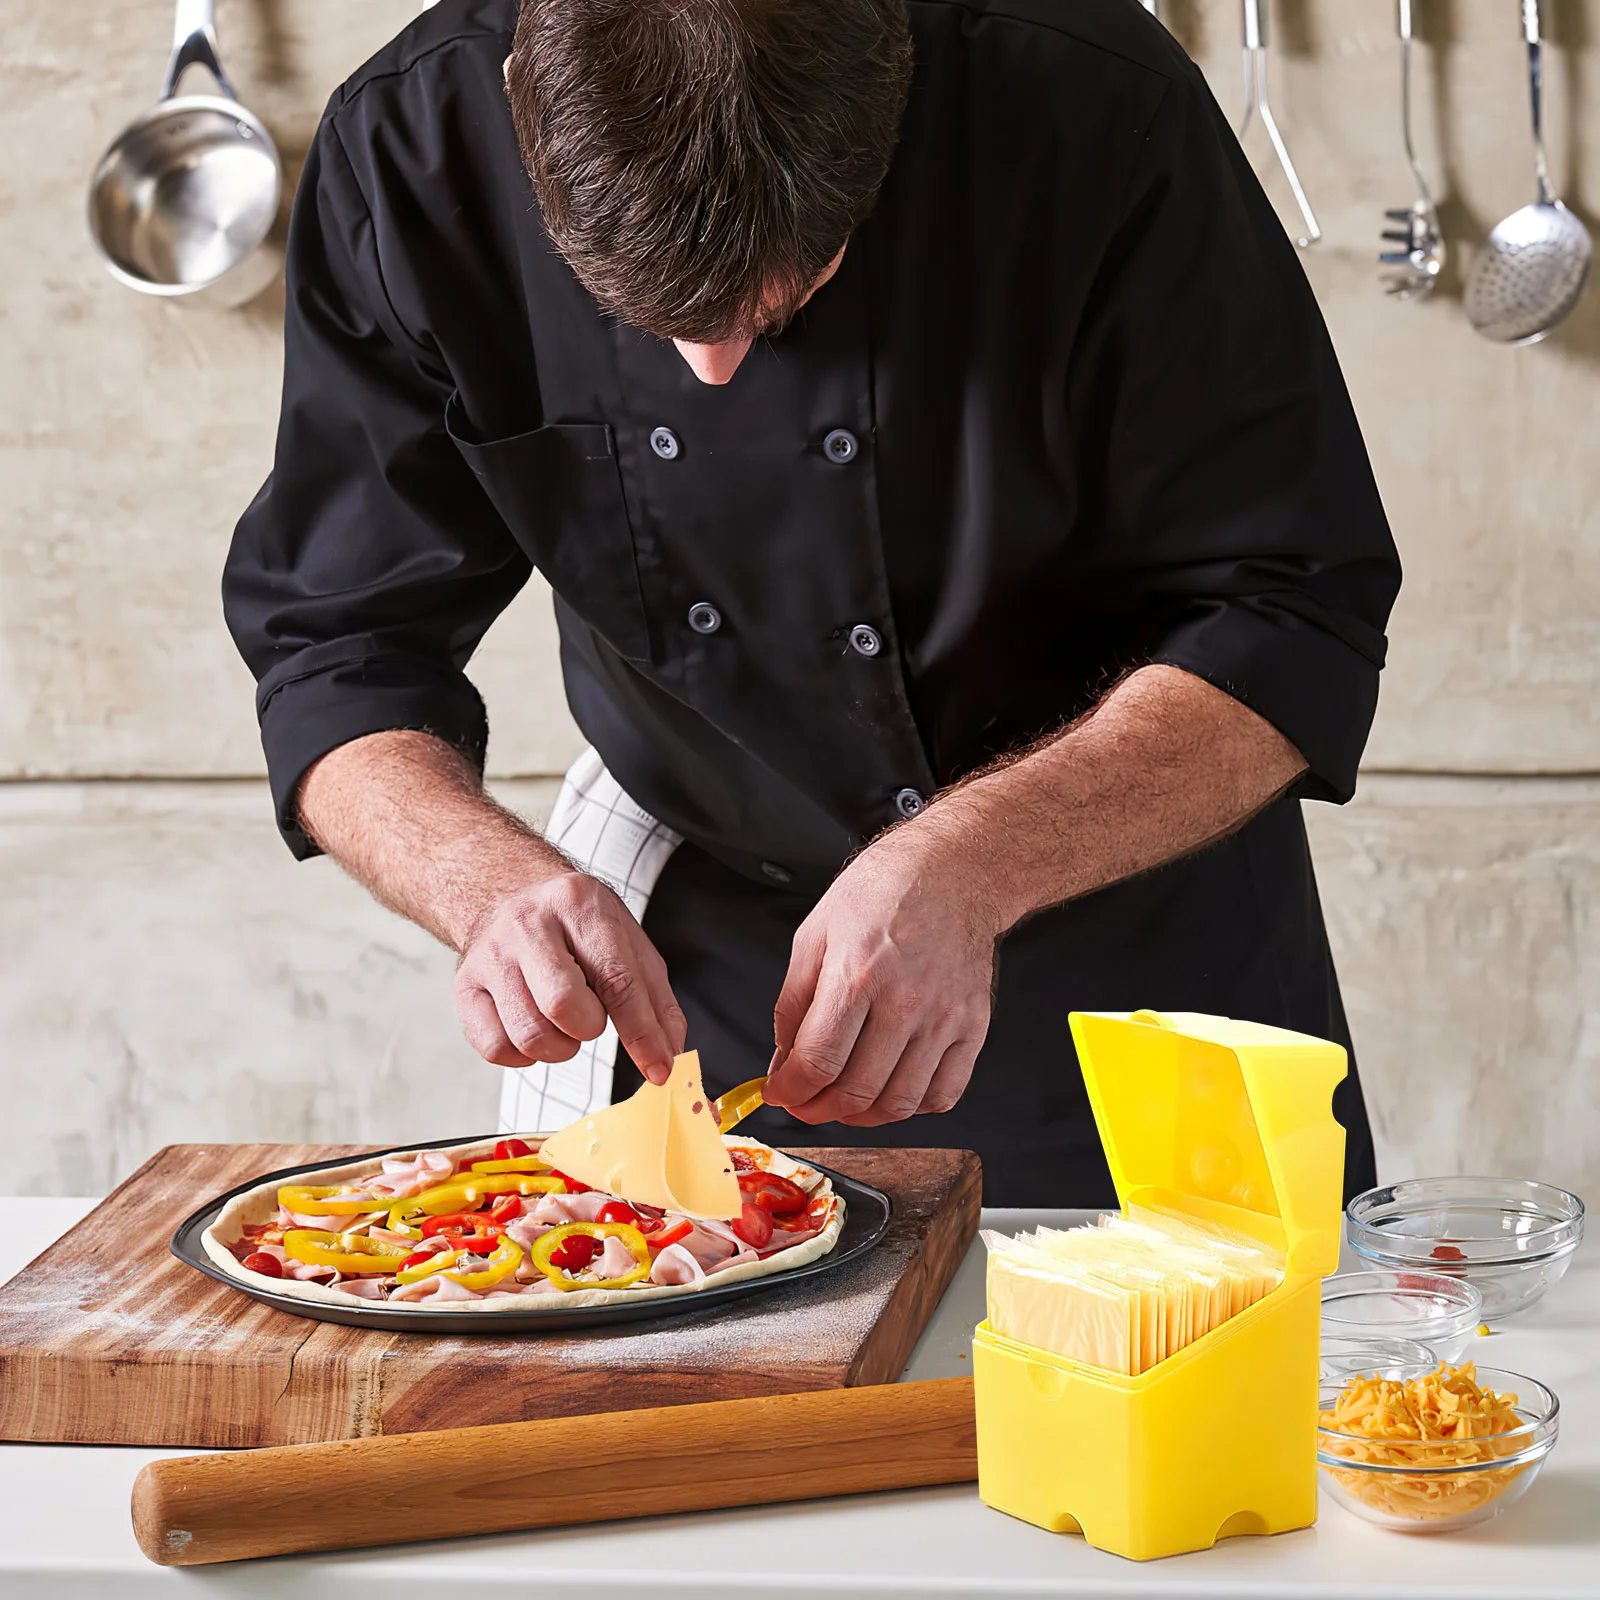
[202, 1133, 844, 1312]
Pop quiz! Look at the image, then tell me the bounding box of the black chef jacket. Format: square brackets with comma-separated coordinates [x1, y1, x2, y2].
[224, 0, 1401, 1206]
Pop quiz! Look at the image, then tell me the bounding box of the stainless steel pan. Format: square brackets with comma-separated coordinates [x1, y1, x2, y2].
[88, 0, 282, 308]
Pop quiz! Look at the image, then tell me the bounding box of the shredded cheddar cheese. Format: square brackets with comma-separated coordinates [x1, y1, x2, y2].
[1318, 1364, 1529, 1521]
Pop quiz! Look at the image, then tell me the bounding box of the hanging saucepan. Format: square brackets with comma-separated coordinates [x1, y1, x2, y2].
[87, 0, 282, 309]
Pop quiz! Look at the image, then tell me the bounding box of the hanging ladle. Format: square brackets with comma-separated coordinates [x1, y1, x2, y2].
[1464, 0, 1591, 344]
[1239, 0, 1321, 249]
[87, 0, 282, 308]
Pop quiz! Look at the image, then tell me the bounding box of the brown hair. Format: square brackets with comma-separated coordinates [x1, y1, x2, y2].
[507, 0, 912, 342]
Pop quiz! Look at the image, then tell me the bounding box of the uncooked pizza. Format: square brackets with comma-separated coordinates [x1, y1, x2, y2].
[203, 1055, 844, 1312]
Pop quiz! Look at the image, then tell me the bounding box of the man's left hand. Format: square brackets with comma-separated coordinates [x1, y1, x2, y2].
[763, 821, 1000, 1127]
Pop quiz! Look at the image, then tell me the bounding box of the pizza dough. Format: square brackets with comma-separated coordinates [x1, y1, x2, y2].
[201, 1133, 844, 1313]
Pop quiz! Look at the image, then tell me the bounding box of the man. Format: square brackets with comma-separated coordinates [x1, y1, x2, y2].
[224, 0, 1400, 1205]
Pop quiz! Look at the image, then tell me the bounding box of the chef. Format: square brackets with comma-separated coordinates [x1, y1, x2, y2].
[224, 0, 1400, 1206]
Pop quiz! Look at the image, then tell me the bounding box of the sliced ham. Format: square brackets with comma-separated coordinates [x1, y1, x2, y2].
[682, 1222, 740, 1269]
[506, 1216, 556, 1252]
[341, 1277, 391, 1300]
[559, 1190, 615, 1224]
[360, 1150, 459, 1201]
[649, 1243, 705, 1288]
[390, 1272, 484, 1304]
[584, 1235, 640, 1282]
[705, 1248, 761, 1276]
[282, 1209, 385, 1232]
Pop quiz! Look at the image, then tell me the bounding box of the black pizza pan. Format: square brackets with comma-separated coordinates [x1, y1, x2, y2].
[170, 1135, 892, 1333]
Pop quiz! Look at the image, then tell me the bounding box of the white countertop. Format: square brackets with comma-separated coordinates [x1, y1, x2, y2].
[0, 1198, 1594, 1598]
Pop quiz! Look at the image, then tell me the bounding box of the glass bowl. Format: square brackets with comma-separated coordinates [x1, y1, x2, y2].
[1320, 1333, 1435, 1383]
[1317, 1365, 1559, 1533]
[1322, 1270, 1483, 1362]
[1346, 1178, 1585, 1320]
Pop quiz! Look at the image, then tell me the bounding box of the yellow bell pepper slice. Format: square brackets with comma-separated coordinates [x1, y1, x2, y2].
[530, 1222, 651, 1292]
[386, 1173, 567, 1238]
[469, 1155, 551, 1174]
[395, 1235, 524, 1291]
[415, 1172, 567, 1215]
[278, 1184, 392, 1216]
[283, 1229, 412, 1276]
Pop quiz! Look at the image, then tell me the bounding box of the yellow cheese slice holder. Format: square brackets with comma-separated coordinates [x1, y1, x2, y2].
[973, 1009, 1347, 1561]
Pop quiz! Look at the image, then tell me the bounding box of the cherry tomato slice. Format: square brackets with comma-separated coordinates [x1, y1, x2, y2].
[731, 1202, 774, 1249]
[547, 1233, 602, 1271]
[242, 1251, 283, 1278]
[494, 1138, 534, 1161]
[597, 1201, 642, 1227]
[488, 1194, 523, 1225]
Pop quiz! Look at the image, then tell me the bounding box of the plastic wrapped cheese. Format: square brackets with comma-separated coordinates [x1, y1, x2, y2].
[983, 1209, 1285, 1375]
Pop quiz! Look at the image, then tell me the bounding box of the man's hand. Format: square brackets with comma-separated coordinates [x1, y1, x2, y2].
[764, 824, 1000, 1126]
[763, 665, 1307, 1126]
[454, 868, 685, 1077]
[296, 729, 685, 1083]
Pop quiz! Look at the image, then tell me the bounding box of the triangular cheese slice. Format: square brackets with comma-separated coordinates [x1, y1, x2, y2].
[536, 1051, 741, 1220]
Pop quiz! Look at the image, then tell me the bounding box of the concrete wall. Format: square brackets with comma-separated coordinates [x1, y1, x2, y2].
[2, 0, 1596, 1198]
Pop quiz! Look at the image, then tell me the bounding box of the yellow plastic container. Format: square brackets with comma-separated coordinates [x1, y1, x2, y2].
[973, 1009, 1348, 1561]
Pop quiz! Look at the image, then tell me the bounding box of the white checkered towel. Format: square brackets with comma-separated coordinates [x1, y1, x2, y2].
[497, 747, 681, 1133]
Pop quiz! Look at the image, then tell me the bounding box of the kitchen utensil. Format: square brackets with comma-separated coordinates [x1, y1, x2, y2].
[1464, 0, 1591, 342]
[715, 1073, 769, 1132]
[0, 1140, 978, 1447]
[1319, 1333, 1435, 1382]
[1239, 0, 1321, 248]
[1317, 1365, 1558, 1533]
[1380, 0, 1445, 298]
[172, 1138, 891, 1333]
[87, 0, 282, 308]
[1320, 1270, 1483, 1362]
[132, 1376, 978, 1566]
[1346, 1176, 1584, 1320]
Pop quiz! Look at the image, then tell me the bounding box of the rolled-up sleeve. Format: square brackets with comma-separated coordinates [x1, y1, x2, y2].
[1072, 71, 1402, 804]
[223, 114, 531, 857]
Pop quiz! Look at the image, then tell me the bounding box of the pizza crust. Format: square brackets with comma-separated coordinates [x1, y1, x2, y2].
[201, 1135, 844, 1313]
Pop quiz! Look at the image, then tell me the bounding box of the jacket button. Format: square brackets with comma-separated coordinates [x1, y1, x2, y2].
[848, 623, 882, 657]
[687, 601, 722, 635]
[650, 426, 681, 460]
[894, 787, 926, 819]
[760, 860, 794, 884]
[823, 428, 858, 464]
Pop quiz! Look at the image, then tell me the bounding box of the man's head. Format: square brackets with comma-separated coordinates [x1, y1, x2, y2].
[506, 0, 912, 374]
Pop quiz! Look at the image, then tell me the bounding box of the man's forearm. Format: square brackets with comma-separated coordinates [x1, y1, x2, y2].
[919, 664, 1308, 932]
[297, 729, 568, 951]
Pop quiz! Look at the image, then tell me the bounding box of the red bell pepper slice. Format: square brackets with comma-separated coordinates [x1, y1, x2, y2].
[642, 1218, 694, 1250]
[420, 1213, 507, 1240]
[546, 1169, 594, 1194]
[738, 1171, 810, 1214]
[494, 1138, 534, 1161]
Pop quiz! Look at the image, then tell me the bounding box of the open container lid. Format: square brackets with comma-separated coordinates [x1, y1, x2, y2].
[1068, 1010, 1348, 1277]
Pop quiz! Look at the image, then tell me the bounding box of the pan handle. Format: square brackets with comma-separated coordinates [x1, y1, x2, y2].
[161, 0, 235, 100]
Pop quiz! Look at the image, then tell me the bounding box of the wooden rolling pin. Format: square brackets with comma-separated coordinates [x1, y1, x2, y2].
[132, 1377, 977, 1566]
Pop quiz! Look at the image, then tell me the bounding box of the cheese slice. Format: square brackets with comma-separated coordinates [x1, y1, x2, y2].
[535, 1051, 741, 1220]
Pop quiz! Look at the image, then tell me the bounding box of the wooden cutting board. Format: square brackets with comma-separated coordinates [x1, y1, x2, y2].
[0, 1142, 980, 1448]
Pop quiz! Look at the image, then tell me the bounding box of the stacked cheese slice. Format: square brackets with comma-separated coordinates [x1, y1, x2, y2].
[984, 1206, 1285, 1376]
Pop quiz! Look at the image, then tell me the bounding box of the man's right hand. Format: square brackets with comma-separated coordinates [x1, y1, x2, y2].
[295, 730, 685, 1084]
[454, 869, 686, 1081]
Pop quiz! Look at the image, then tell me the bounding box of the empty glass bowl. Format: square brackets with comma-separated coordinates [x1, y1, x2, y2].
[1320, 1333, 1435, 1383]
[1317, 1365, 1559, 1533]
[1347, 1178, 1585, 1320]
[1322, 1271, 1483, 1362]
